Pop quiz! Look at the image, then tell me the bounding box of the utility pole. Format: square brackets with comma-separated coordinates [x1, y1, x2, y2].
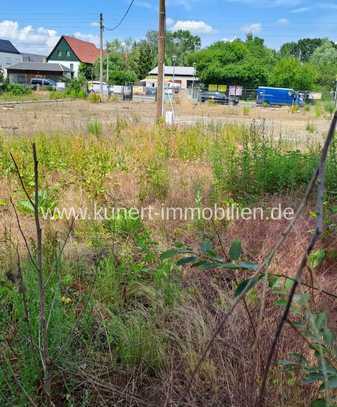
[156, 0, 166, 120]
[106, 43, 109, 83]
[100, 13, 104, 98]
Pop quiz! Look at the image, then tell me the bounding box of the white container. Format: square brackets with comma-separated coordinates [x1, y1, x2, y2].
[165, 111, 174, 125]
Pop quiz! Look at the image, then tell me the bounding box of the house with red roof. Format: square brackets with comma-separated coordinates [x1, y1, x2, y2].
[47, 36, 100, 79]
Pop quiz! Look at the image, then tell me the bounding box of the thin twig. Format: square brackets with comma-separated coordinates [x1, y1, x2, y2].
[257, 111, 337, 407]
[211, 220, 257, 338]
[182, 112, 337, 402]
[10, 152, 35, 209]
[32, 143, 50, 398]
[9, 197, 37, 270]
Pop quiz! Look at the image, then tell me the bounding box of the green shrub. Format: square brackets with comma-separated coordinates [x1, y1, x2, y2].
[0, 83, 32, 96]
[139, 159, 169, 203]
[324, 101, 335, 115]
[87, 119, 103, 136]
[49, 90, 65, 100]
[211, 124, 319, 201]
[64, 78, 87, 98]
[306, 122, 316, 134]
[88, 92, 101, 103]
[107, 311, 166, 371]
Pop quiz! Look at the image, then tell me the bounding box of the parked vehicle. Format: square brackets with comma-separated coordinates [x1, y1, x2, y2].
[256, 86, 304, 107]
[31, 78, 56, 89]
[199, 91, 239, 105]
[167, 82, 180, 93]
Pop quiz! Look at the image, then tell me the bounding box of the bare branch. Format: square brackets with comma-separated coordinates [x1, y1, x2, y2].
[10, 152, 35, 209]
[257, 111, 337, 407]
[182, 111, 337, 402]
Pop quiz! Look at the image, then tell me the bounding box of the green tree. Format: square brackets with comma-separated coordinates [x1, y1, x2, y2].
[188, 38, 273, 88]
[310, 40, 337, 88]
[79, 63, 94, 80]
[131, 41, 154, 79]
[145, 29, 201, 66]
[270, 57, 317, 90]
[280, 38, 325, 61]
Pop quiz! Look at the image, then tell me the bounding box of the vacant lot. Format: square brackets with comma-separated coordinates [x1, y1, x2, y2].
[1, 101, 337, 406]
[0, 96, 332, 143]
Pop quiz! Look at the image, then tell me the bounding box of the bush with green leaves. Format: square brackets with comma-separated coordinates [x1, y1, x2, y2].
[210, 123, 320, 201]
[0, 82, 32, 96]
[64, 78, 87, 98]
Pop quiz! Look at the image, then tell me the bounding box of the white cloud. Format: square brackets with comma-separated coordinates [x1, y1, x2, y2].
[172, 20, 215, 34]
[276, 18, 289, 25]
[222, 37, 237, 42]
[0, 20, 99, 55]
[135, 1, 152, 9]
[241, 23, 262, 34]
[290, 6, 310, 13]
[0, 20, 58, 54]
[90, 22, 100, 27]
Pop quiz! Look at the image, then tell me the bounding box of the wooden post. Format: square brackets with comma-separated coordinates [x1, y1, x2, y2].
[100, 13, 104, 98]
[156, 0, 166, 120]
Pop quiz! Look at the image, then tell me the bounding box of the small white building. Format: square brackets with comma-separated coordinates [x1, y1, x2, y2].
[145, 66, 198, 90]
[0, 39, 22, 73]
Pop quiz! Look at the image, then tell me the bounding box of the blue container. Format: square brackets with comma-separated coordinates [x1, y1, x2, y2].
[256, 86, 304, 106]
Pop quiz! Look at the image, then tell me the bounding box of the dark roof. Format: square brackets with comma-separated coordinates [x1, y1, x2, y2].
[0, 39, 20, 54]
[7, 62, 71, 72]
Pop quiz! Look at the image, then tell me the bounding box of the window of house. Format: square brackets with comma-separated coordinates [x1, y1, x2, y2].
[58, 51, 62, 57]
[66, 51, 70, 57]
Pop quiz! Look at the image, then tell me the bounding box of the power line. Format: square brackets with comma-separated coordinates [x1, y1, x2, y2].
[105, 0, 136, 32]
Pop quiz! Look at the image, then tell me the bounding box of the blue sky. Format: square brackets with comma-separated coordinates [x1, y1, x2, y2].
[2, 0, 337, 55]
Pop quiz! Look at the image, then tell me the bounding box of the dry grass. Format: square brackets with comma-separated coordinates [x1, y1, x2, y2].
[1, 108, 336, 406]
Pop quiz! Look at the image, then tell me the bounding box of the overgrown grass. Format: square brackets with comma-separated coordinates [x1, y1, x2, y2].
[1, 120, 337, 405]
[1, 120, 337, 204]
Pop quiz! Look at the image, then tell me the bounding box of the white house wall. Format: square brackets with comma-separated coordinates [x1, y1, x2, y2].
[48, 60, 80, 78]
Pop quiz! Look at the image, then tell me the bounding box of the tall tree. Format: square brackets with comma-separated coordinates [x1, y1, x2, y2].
[145, 29, 201, 66]
[311, 40, 337, 88]
[280, 38, 324, 61]
[188, 38, 273, 88]
[130, 40, 154, 79]
[270, 57, 317, 90]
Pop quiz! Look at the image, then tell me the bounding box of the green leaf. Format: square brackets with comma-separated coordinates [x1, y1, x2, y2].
[308, 249, 326, 269]
[229, 240, 242, 261]
[238, 262, 258, 271]
[17, 199, 34, 214]
[311, 400, 327, 407]
[235, 275, 263, 297]
[321, 375, 337, 390]
[200, 239, 213, 254]
[160, 249, 178, 260]
[176, 256, 198, 266]
[198, 261, 221, 270]
[303, 372, 324, 384]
